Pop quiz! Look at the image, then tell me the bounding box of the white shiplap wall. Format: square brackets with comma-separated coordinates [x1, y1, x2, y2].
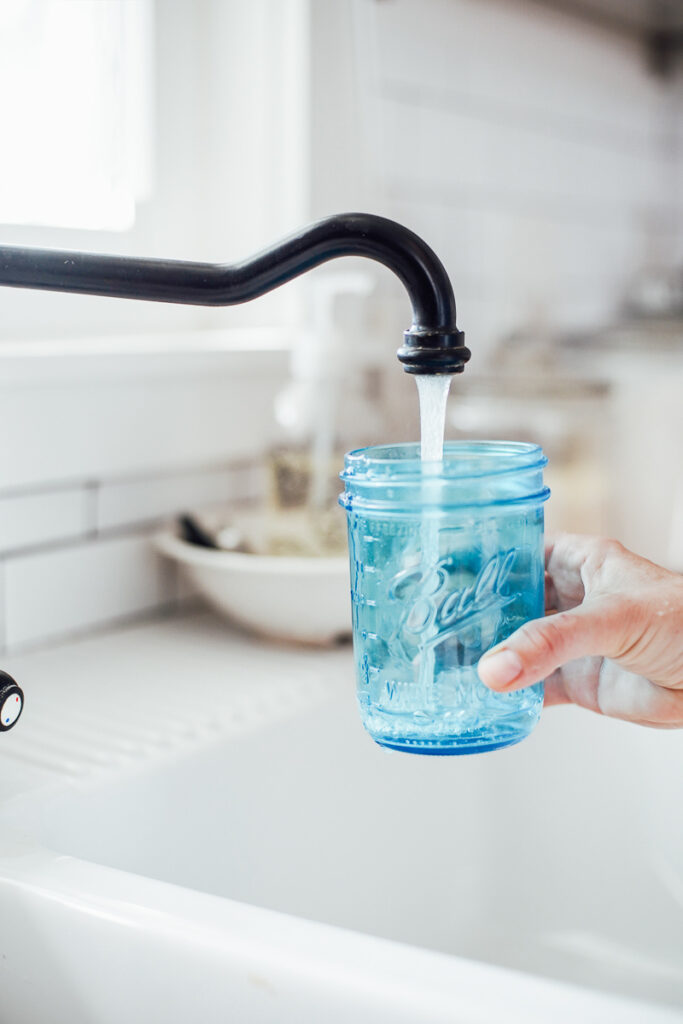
[312, 0, 678, 362]
[307, 0, 683, 566]
[1, 2, 680, 653]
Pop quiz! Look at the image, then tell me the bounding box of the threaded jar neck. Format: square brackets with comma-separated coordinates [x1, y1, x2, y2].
[340, 441, 550, 515]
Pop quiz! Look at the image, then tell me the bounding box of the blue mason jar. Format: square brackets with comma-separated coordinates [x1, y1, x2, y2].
[339, 441, 550, 755]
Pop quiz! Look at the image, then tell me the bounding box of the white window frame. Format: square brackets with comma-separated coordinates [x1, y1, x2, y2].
[0, 0, 311, 346]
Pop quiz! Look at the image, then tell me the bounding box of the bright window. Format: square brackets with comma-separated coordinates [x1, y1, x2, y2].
[0, 0, 153, 231]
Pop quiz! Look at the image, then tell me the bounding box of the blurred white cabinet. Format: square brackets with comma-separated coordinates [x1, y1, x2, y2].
[591, 327, 683, 568]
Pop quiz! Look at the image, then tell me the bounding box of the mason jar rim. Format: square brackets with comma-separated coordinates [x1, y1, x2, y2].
[341, 440, 547, 483]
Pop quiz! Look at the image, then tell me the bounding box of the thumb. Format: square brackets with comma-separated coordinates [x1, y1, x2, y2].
[477, 603, 615, 691]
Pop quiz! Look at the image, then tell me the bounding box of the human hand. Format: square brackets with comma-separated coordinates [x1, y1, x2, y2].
[477, 534, 683, 727]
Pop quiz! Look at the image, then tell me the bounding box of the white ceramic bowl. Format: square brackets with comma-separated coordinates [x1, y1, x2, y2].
[155, 530, 351, 646]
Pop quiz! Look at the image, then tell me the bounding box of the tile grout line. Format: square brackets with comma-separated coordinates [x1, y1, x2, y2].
[379, 78, 676, 155]
[0, 467, 266, 562]
[0, 456, 255, 502]
[384, 177, 677, 227]
[0, 521, 162, 562]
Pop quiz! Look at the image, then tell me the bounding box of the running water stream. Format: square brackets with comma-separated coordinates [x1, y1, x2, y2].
[416, 375, 453, 463]
[415, 374, 454, 705]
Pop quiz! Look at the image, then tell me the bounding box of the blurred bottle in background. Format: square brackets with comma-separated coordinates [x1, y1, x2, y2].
[266, 273, 386, 556]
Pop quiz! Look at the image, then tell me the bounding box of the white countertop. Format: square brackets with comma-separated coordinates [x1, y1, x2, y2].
[0, 610, 354, 804]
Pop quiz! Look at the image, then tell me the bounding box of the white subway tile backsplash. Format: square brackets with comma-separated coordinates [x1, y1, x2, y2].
[4, 532, 169, 651]
[0, 348, 288, 493]
[0, 487, 90, 554]
[373, 0, 666, 139]
[356, 0, 677, 362]
[97, 466, 236, 532]
[380, 97, 664, 216]
[0, 342, 281, 649]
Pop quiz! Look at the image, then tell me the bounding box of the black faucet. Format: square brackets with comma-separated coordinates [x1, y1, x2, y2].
[0, 213, 469, 375]
[0, 212, 470, 731]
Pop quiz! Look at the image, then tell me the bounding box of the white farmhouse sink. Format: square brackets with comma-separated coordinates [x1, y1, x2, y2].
[0, 613, 681, 1023]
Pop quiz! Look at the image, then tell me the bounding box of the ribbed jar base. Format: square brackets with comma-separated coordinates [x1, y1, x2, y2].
[372, 726, 535, 757]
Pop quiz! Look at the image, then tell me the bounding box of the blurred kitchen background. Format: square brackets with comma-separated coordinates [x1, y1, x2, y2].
[0, 0, 681, 653]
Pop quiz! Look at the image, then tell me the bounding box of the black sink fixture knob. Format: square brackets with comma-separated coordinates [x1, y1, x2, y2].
[0, 672, 23, 732]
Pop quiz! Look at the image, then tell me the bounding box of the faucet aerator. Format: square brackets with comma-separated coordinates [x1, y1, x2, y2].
[398, 328, 470, 375]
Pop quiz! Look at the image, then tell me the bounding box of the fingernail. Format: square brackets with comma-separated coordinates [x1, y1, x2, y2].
[478, 649, 523, 690]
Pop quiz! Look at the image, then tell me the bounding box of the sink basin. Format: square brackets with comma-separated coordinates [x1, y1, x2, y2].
[0, 614, 681, 1023]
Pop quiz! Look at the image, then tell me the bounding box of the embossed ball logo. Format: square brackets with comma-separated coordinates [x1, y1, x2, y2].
[388, 549, 516, 663]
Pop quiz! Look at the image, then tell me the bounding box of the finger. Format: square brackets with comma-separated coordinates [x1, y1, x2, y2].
[544, 534, 559, 568]
[544, 571, 559, 612]
[477, 604, 616, 692]
[544, 533, 592, 610]
[541, 661, 683, 726]
[542, 671, 571, 708]
[596, 660, 683, 727]
[544, 532, 597, 571]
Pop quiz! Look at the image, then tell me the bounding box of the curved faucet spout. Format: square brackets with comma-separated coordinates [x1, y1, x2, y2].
[0, 212, 470, 374]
